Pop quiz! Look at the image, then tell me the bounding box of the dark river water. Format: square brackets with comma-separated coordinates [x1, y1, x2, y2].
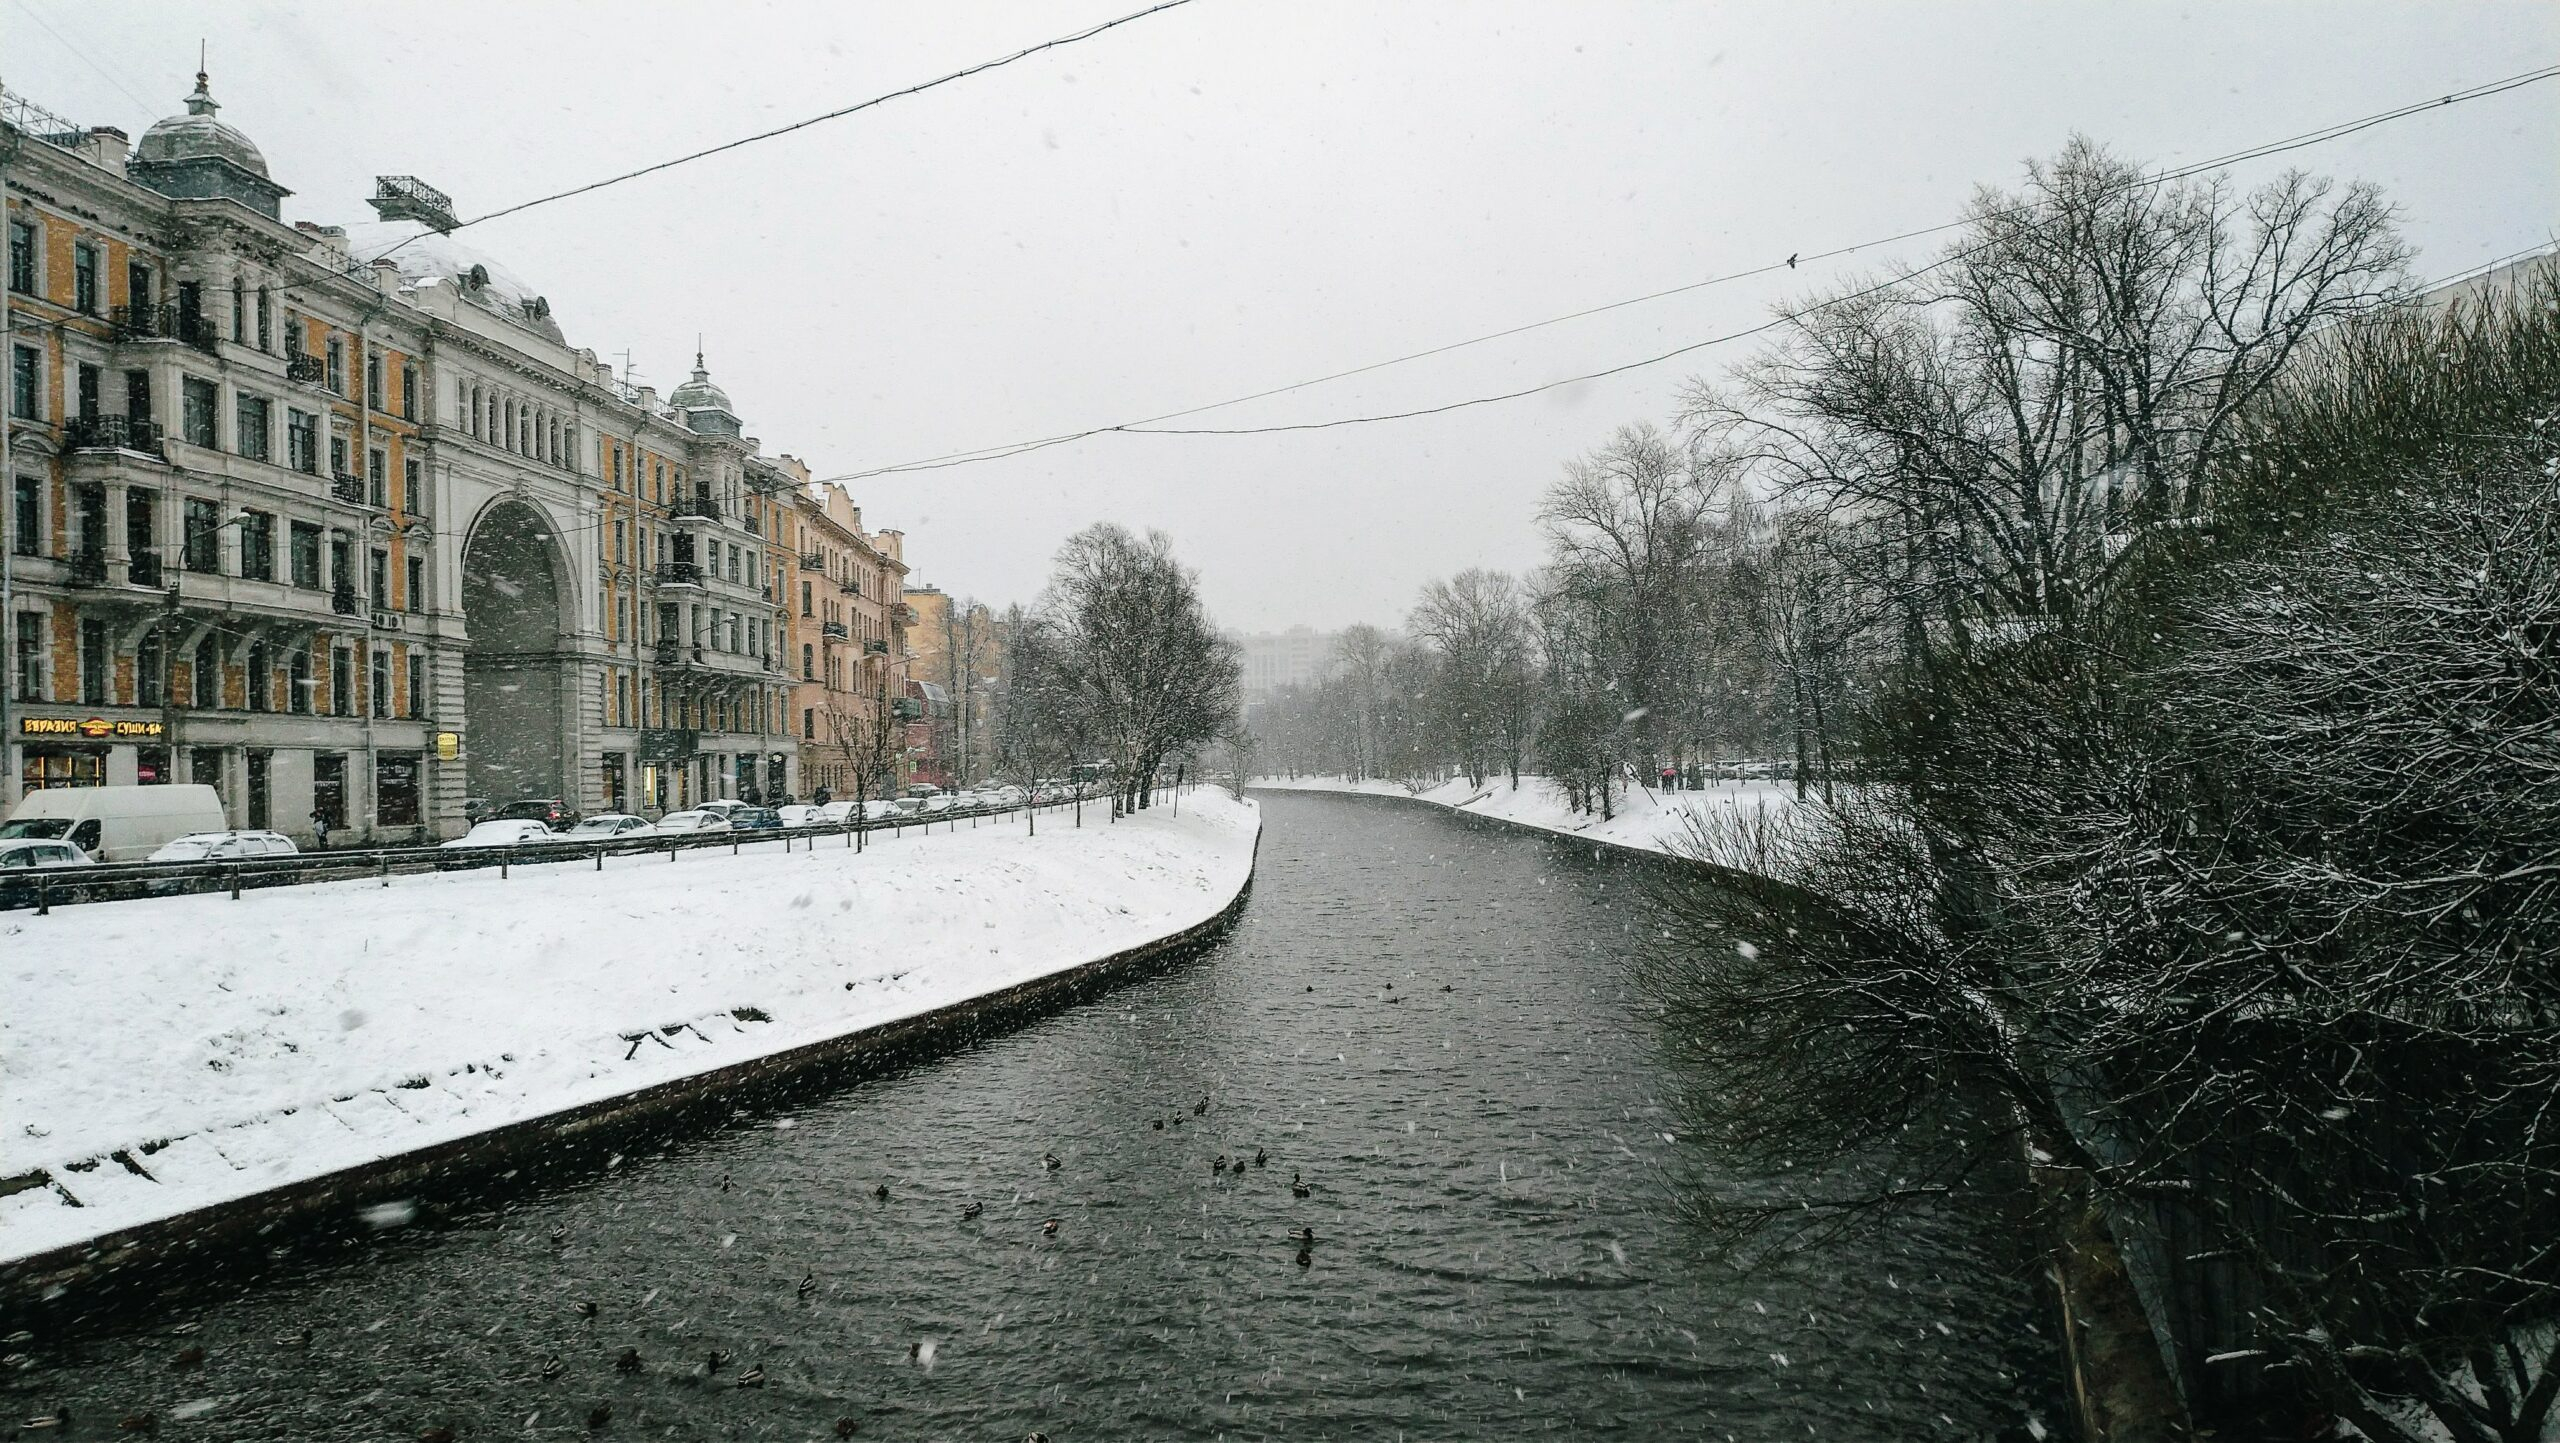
[7, 791, 2055, 1440]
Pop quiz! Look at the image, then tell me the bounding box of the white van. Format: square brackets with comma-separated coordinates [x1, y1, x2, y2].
[0, 785, 230, 863]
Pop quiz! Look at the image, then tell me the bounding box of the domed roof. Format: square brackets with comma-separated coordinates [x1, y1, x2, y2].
[135, 71, 268, 179]
[337, 221, 566, 345]
[669, 352, 735, 416]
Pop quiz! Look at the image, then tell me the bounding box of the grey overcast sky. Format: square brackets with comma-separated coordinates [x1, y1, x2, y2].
[10, 3, 2555, 630]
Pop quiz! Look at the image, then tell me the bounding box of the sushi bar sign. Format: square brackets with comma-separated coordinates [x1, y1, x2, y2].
[19, 716, 166, 740]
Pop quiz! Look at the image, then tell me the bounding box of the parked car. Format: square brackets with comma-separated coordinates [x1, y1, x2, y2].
[730, 807, 783, 831]
[649, 810, 730, 835]
[146, 830, 299, 863]
[776, 804, 824, 828]
[440, 819, 557, 850]
[494, 798, 580, 832]
[697, 799, 751, 820]
[0, 837, 93, 909]
[2, 784, 229, 863]
[567, 814, 652, 839]
[815, 800, 859, 826]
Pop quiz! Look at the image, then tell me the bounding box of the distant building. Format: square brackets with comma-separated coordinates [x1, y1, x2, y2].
[903, 584, 998, 787]
[1234, 625, 1333, 705]
[777, 468, 909, 800]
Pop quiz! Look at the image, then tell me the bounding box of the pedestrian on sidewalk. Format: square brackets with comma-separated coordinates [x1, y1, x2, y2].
[310, 810, 331, 851]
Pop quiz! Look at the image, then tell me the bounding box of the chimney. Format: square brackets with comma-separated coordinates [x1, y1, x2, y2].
[877, 528, 903, 563]
[371, 255, 400, 293]
[78, 126, 127, 179]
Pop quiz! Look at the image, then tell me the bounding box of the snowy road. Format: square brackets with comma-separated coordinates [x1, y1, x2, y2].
[0, 792, 1258, 1264]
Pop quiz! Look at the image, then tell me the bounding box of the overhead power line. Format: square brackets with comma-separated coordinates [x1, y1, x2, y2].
[370, 0, 1198, 264]
[835, 61, 2560, 476]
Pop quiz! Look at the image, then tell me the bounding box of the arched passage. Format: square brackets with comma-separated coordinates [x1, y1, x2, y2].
[461, 497, 571, 806]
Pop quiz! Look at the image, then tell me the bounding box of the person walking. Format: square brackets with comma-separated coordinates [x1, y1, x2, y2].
[309, 809, 331, 851]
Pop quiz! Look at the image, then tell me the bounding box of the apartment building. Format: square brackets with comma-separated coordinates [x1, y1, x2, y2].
[776, 469, 910, 800]
[3, 72, 885, 836]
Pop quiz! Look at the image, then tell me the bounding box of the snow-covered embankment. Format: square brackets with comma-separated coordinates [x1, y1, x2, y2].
[0, 791, 1259, 1272]
[1249, 774, 1792, 857]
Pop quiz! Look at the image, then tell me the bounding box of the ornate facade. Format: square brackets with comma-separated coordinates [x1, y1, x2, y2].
[3, 73, 907, 837]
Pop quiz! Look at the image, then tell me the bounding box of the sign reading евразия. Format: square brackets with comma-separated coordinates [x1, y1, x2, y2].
[19, 716, 166, 739]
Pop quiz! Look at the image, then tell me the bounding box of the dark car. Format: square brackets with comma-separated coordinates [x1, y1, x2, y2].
[495, 798, 581, 832]
[729, 807, 783, 832]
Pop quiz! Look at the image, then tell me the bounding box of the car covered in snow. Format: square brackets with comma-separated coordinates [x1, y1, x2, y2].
[775, 804, 824, 829]
[0, 837, 93, 909]
[729, 807, 783, 832]
[648, 809, 730, 835]
[696, 799, 751, 821]
[146, 830, 299, 863]
[440, 819, 558, 850]
[566, 814, 652, 839]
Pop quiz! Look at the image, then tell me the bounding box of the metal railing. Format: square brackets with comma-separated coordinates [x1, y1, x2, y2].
[331, 584, 361, 616]
[797, 551, 825, 570]
[330, 474, 368, 506]
[64, 414, 164, 454]
[820, 621, 849, 641]
[653, 561, 702, 587]
[109, 304, 221, 353]
[671, 492, 720, 523]
[0, 782, 1170, 916]
[285, 354, 327, 386]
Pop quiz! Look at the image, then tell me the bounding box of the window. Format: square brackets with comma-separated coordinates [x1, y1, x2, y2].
[16, 611, 45, 700]
[406, 555, 425, 613]
[11, 475, 37, 556]
[330, 435, 348, 481]
[377, 753, 420, 826]
[76, 364, 100, 422]
[256, 286, 271, 351]
[193, 637, 221, 709]
[399, 361, 414, 419]
[805, 707, 816, 740]
[125, 369, 152, 423]
[611, 447, 624, 490]
[366, 352, 383, 410]
[370, 646, 390, 716]
[10, 345, 37, 422]
[247, 643, 270, 712]
[183, 497, 221, 574]
[6, 220, 32, 294]
[231, 277, 245, 340]
[369, 548, 389, 611]
[289, 521, 322, 589]
[368, 447, 387, 508]
[238, 511, 274, 582]
[406, 651, 426, 719]
[73, 244, 98, 314]
[403, 457, 423, 515]
[325, 336, 345, 394]
[330, 647, 351, 717]
[801, 580, 812, 616]
[613, 519, 626, 564]
[286, 409, 316, 472]
[79, 617, 108, 705]
[236, 394, 271, 462]
[802, 643, 815, 680]
[289, 649, 311, 714]
[613, 595, 628, 641]
[182, 376, 218, 448]
[137, 630, 163, 707]
[127, 260, 151, 313]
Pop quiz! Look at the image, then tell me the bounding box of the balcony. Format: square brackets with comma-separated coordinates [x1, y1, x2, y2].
[64, 414, 165, 455]
[651, 638, 709, 669]
[671, 491, 719, 524]
[891, 697, 924, 721]
[797, 551, 825, 570]
[892, 601, 918, 626]
[837, 577, 862, 596]
[109, 303, 221, 354]
[329, 474, 370, 506]
[331, 584, 361, 617]
[821, 621, 849, 642]
[63, 551, 107, 587]
[127, 550, 164, 588]
[285, 354, 327, 386]
[864, 638, 889, 655]
[653, 561, 703, 588]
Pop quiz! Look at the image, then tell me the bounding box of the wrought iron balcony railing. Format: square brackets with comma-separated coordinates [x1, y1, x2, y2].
[653, 561, 702, 587]
[64, 414, 164, 454]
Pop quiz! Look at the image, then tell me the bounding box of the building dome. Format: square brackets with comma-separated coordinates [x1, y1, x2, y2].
[337, 221, 567, 345]
[134, 70, 269, 178]
[127, 68, 289, 219]
[669, 352, 740, 433]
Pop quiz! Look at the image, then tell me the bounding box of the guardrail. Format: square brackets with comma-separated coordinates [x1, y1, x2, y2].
[2, 784, 1186, 915]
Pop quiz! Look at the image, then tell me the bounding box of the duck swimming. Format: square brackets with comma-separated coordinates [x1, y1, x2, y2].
[961, 1201, 984, 1220]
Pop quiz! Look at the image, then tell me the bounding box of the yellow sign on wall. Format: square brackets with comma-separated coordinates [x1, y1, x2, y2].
[19, 716, 165, 739]
[435, 731, 462, 760]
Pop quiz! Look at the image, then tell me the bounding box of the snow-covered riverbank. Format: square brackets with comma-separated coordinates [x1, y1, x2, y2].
[1249, 774, 1794, 856]
[0, 791, 1258, 1266]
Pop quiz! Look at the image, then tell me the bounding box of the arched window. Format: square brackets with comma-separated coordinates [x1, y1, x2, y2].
[802, 643, 814, 680]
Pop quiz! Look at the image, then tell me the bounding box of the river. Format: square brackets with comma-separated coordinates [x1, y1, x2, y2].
[6, 790, 2055, 1439]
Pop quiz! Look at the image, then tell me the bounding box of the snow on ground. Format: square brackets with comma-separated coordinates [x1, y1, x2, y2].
[0, 791, 1258, 1263]
[1249, 773, 1795, 856]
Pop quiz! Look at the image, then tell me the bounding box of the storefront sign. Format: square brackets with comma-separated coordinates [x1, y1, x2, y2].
[20, 716, 164, 740]
[434, 731, 462, 760]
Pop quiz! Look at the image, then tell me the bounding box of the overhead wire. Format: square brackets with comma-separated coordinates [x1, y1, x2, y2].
[831, 61, 2560, 474]
[364, 0, 1198, 266]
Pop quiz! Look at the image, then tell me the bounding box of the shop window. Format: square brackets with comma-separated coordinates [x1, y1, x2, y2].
[20, 749, 104, 793]
[377, 753, 420, 826]
[136, 746, 169, 786]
